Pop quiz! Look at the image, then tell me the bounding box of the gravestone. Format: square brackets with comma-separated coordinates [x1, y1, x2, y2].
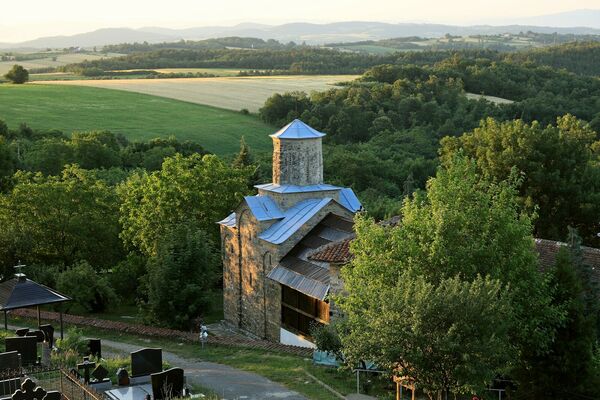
[0, 378, 20, 398]
[116, 369, 130, 386]
[0, 351, 21, 373]
[11, 378, 61, 400]
[24, 331, 44, 344]
[151, 368, 184, 400]
[14, 329, 28, 337]
[5, 337, 38, 366]
[131, 348, 162, 378]
[89, 365, 111, 391]
[88, 339, 101, 359]
[77, 357, 96, 384]
[38, 325, 54, 347]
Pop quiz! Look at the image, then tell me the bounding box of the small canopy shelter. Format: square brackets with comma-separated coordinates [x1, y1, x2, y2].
[0, 271, 71, 339]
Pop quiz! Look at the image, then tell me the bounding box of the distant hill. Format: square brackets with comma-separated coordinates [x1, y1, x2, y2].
[1, 11, 600, 49]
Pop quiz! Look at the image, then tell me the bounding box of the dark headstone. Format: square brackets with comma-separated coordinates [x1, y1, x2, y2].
[0, 378, 20, 397]
[25, 331, 44, 343]
[77, 357, 96, 384]
[5, 337, 38, 366]
[11, 378, 46, 400]
[91, 365, 109, 382]
[15, 329, 28, 337]
[0, 351, 21, 373]
[88, 339, 101, 359]
[131, 348, 162, 377]
[42, 392, 61, 400]
[151, 368, 184, 400]
[116, 368, 130, 386]
[38, 325, 54, 347]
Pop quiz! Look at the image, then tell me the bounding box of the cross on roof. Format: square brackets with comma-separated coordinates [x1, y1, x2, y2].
[14, 261, 26, 278]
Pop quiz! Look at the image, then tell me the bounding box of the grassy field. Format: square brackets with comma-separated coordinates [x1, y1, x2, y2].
[0, 52, 123, 74]
[0, 84, 273, 154]
[38, 75, 358, 112]
[113, 68, 260, 76]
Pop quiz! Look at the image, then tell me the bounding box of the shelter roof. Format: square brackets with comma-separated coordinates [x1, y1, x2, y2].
[0, 276, 71, 311]
[270, 119, 326, 140]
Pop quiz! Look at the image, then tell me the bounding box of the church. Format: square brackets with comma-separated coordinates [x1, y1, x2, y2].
[218, 120, 361, 347]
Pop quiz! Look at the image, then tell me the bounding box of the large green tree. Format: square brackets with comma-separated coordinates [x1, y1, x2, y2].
[0, 165, 123, 273]
[4, 65, 29, 84]
[440, 115, 600, 246]
[338, 157, 561, 396]
[119, 153, 252, 255]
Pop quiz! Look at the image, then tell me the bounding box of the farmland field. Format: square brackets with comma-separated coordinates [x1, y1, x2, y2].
[0, 84, 274, 154]
[0, 52, 123, 74]
[38, 75, 358, 112]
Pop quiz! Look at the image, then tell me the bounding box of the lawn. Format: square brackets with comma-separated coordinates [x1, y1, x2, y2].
[37, 75, 358, 112]
[0, 84, 273, 155]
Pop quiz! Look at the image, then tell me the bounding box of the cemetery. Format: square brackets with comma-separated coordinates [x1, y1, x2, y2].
[0, 269, 192, 400]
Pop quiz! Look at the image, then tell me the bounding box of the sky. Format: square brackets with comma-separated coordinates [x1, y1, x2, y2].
[1, 0, 599, 42]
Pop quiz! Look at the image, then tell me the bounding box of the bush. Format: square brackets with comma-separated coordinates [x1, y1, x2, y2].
[4, 64, 29, 84]
[109, 253, 147, 301]
[310, 323, 344, 360]
[55, 327, 88, 355]
[57, 261, 117, 312]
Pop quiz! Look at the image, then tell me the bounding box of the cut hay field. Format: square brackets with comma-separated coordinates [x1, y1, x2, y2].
[0, 52, 123, 74]
[0, 84, 274, 155]
[38, 75, 358, 112]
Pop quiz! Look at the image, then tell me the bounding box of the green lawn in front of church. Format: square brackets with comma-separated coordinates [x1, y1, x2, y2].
[0, 84, 273, 155]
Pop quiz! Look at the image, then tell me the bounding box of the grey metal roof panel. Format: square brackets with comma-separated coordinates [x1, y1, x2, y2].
[217, 212, 236, 227]
[267, 265, 330, 300]
[259, 198, 332, 245]
[0, 277, 70, 311]
[244, 196, 284, 221]
[338, 188, 362, 213]
[255, 183, 341, 194]
[270, 119, 326, 140]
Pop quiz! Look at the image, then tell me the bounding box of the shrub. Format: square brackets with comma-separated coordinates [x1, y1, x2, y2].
[57, 261, 117, 312]
[4, 65, 29, 84]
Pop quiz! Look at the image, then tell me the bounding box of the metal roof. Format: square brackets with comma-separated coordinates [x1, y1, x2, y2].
[217, 212, 236, 228]
[338, 188, 362, 213]
[267, 214, 354, 299]
[270, 119, 326, 140]
[259, 198, 332, 245]
[244, 196, 284, 221]
[0, 275, 71, 311]
[255, 183, 340, 194]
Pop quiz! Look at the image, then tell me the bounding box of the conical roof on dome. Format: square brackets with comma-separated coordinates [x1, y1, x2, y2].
[270, 119, 326, 139]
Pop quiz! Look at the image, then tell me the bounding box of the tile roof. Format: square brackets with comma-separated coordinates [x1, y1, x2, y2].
[310, 236, 600, 275]
[270, 119, 326, 140]
[267, 214, 354, 299]
[0, 276, 71, 311]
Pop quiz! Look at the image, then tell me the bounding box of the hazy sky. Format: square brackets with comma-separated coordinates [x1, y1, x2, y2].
[1, 0, 599, 42]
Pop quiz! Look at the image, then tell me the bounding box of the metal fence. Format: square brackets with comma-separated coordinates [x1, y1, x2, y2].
[0, 368, 105, 400]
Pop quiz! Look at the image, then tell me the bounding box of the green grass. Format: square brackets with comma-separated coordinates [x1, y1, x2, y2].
[0, 84, 273, 155]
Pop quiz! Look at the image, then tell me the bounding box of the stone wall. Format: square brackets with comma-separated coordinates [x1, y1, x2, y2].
[272, 138, 323, 186]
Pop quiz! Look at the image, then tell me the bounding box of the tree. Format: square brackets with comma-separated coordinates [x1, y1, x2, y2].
[339, 273, 513, 398]
[4, 65, 29, 84]
[57, 261, 117, 312]
[0, 135, 15, 189]
[440, 115, 600, 246]
[337, 157, 561, 396]
[119, 154, 252, 255]
[0, 166, 123, 272]
[143, 222, 219, 330]
[519, 244, 599, 398]
[232, 136, 253, 168]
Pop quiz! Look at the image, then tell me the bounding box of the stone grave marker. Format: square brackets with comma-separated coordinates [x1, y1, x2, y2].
[77, 357, 96, 384]
[11, 378, 61, 400]
[88, 339, 101, 359]
[89, 365, 111, 391]
[131, 348, 162, 378]
[0, 351, 21, 373]
[14, 329, 28, 337]
[5, 337, 38, 366]
[38, 325, 54, 347]
[151, 368, 184, 400]
[24, 331, 44, 343]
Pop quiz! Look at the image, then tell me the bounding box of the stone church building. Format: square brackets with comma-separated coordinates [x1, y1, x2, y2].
[218, 120, 361, 347]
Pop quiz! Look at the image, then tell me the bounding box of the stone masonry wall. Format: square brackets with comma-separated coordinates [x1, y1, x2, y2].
[272, 138, 323, 186]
